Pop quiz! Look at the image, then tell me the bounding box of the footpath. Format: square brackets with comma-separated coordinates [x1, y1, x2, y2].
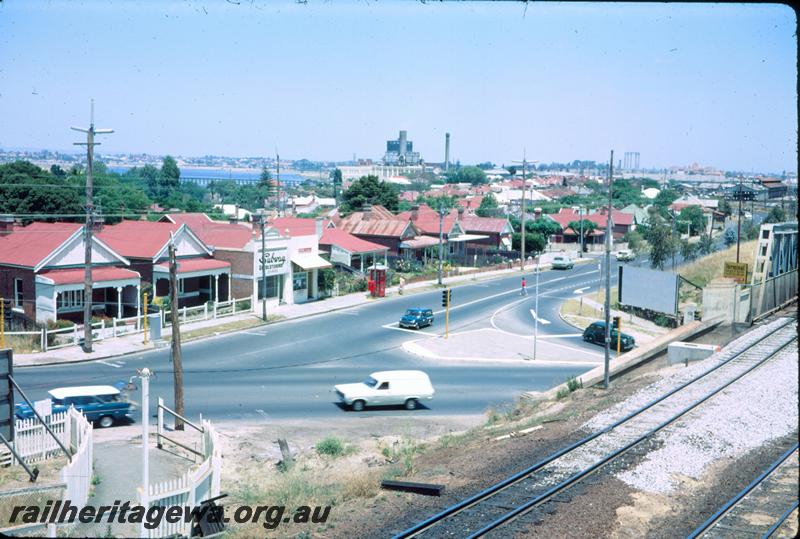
[14, 252, 592, 368]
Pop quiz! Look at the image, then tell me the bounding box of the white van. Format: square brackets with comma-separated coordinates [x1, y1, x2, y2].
[334, 370, 435, 411]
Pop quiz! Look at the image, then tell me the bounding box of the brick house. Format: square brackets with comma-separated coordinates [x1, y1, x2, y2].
[0, 221, 141, 324]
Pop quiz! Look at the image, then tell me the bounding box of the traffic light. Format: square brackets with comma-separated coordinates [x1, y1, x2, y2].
[441, 289, 451, 308]
[612, 316, 620, 330]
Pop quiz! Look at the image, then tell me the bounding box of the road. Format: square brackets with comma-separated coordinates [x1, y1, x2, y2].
[15, 259, 621, 423]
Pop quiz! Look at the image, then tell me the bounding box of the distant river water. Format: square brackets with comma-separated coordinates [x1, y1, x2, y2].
[108, 166, 306, 184]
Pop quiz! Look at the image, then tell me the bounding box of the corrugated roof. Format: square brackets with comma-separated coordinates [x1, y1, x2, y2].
[320, 229, 389, 254]
[162, 213, 254, 249]
[460, 216, 511, 234]
[39, 267, 141, 285]
[0, 222, 82, 268]
[154, 258, 230, 274]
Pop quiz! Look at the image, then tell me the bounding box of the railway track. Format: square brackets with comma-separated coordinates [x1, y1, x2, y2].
[393, 317, 797, 539]
[688, 443, 799, 539]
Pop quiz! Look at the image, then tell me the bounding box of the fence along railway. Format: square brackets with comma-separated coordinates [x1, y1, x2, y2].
[688, 443, 799, 539]
[393, 316, 797, 539]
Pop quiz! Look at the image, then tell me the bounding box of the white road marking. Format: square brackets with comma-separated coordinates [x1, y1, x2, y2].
[242, 331, 268, 336]
[573, 287, 590, 294]
[538, 333, 583, 338]
[529, 309, 551, 325]
[97, 360, 122, 368]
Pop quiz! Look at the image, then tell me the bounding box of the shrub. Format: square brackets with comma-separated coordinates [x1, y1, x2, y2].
[316, 436, 345, 457]
[556, 387, 570, 400]
[566, 376, 582, 392]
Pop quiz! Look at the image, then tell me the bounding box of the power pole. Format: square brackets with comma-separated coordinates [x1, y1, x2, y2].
[72, 100, 113, 353]
[437, 203, 446, 286]
[603, 150, 614, 390]
[276, 152, 282, 217]
[736, 175, 743, 263]
[521, 156, 526, 271]
[257, 212, 268, 321]
[168, 236, 185, 430]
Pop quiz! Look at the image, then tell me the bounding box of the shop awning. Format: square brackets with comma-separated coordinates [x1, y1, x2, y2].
[291, 253, 332, 270]
[447, 233, 490, 243]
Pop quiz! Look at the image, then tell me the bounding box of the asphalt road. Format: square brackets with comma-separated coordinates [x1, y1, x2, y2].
[15, 259, 622, 423]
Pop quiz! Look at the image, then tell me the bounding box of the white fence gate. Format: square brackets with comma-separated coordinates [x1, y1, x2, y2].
[139, 420, 222, 538]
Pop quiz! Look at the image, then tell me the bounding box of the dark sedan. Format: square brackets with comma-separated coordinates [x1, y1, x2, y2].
[582, 321, 636, 352]
[399, 308, 434, 329]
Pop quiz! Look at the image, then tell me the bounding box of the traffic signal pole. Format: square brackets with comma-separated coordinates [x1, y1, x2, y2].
[442, 289, 451, 339]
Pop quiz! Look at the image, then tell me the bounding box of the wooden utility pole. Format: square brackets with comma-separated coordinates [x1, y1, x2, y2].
[168, 237, 185, 430]
[72, 100, 113, 353]
[603, 150, 614, 390]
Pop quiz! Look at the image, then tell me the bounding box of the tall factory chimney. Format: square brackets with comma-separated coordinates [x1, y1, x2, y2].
[399, 130, 408, 156]
[445, 132, 450, 172]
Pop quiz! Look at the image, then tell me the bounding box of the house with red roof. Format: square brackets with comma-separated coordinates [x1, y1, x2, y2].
[333, 206, 421, 257]
[96, 220, 231, 308]
[545, 208, 607, 247]
[0, 221, 140, 323]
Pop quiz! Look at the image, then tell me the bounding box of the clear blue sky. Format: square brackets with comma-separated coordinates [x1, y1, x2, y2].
[0, 1, 796, 173]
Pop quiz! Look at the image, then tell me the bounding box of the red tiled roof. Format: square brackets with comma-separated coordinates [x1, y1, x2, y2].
[39, 267, 141, 285]
[597, 208, 635, 226]
[154, 258, 230, 274]
[348, 219, 412, 238]
[0, 222, 82, 268]
[320, 229, 389, 254]
[162, 213, 254, 249]
[96, 220, 182, 259]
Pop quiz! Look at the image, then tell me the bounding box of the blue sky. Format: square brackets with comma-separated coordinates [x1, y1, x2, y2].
[0, 1, 796, 173]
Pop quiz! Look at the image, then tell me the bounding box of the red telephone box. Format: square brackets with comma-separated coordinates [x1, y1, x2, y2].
[369, 264, 387, 298]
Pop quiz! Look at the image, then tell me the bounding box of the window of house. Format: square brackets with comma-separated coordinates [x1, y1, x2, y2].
[258, 275, 281, 299]
[13, 278, 23, 308]
[57, 290, 85, 310]
[178, 278, 185, 295]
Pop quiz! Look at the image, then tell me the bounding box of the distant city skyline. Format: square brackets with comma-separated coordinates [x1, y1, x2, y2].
[0, 1, 796, 173]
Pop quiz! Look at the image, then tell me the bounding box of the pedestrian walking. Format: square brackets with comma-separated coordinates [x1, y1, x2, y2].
[521, 277, 528, 296]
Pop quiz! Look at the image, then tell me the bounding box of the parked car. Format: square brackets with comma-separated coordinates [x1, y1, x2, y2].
[582, 321, 636, 352]
[615, 250, 636, 262]
[399, 308, 434, 329]
[551, 255, 574, 270]
[15, 385, 134, 428]
[334, 370, 435, 411]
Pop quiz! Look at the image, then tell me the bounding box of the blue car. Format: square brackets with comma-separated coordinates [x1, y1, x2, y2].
[399, 308, 434, 329]
[15, 384, 135, 428]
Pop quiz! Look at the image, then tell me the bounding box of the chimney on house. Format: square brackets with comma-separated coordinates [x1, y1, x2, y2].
[0, 214, 15, 236]
[410, 205, 419, 221]
[361, 204, 373, 221]
[534, 207, 542, 219]
[457, 207, 465, 219]
[315, 217, 324, 238]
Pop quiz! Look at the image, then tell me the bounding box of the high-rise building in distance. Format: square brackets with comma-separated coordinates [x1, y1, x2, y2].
[384, 130, 421, 165]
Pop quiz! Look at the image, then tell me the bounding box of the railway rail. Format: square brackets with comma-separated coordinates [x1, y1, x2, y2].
[688, 443, 799, 539]
[393, 317, 797, 539]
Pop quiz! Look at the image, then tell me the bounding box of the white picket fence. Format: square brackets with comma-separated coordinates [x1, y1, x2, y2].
[3, 298, 254, 353]
[1, 408, 93, 507]
[139, 420, 222, 538]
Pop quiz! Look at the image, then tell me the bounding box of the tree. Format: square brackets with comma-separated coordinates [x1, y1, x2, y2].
[258, 166, 272, 187]
[529, 217, 561, 238]
[446, 166, 487, 185]
[698, 234, 715, 255]
[653, 189, 679, 209]
[624, 230, 646, 255]
[0, 161, 83, 222]
[611, 178, 644, 207]
[642, 214, 678, 269]
[160, 156, 181, 194]
[567, 219, 598, 252]
[723, 227, 736, 247]
[678, 205, 706, 235]
[512, 231, 546, 254]
[339, 175, 399, 214]
[506, 166, 517, 176]
[476, 193, 499, 217]
[763, 206, 787, 224]
[680, 239, 698, 262]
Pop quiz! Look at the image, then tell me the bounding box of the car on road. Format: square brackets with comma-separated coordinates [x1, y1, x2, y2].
[15, 385, 135, 428]
[615, 250, 636, 262]
[335, 370, 435, 411]
[399, 308, 434, 329]
[551, 255, 574, 270]
[582, 321, 636, 352]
